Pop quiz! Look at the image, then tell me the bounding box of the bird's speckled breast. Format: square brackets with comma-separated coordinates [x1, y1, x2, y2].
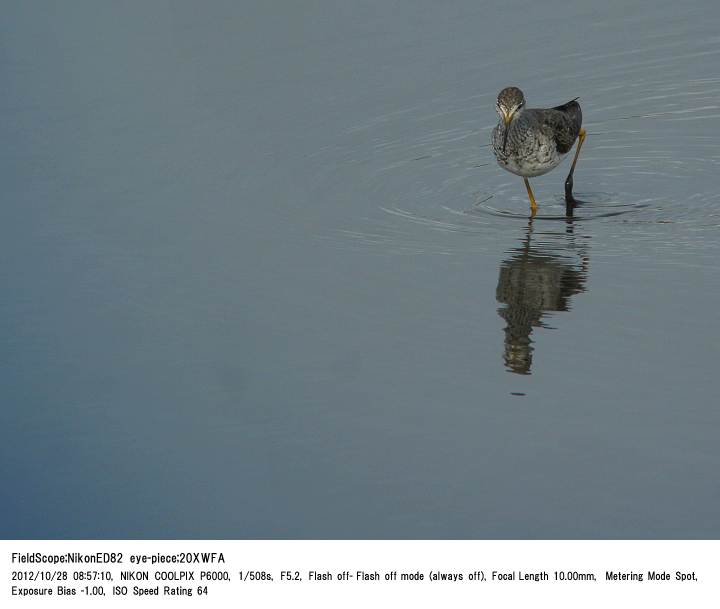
[492, 111, 565, 178]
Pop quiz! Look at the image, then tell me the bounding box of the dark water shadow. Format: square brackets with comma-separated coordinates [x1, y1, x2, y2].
[496, 218, 589, 375]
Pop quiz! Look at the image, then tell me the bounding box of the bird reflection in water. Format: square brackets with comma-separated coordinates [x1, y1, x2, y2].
[496, 218, 589, 374]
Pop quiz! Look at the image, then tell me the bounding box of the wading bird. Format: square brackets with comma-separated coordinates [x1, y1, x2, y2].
[491, 87, 586, 216]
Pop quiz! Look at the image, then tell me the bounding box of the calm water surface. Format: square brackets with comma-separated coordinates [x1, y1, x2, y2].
[2, 0, 719, 538]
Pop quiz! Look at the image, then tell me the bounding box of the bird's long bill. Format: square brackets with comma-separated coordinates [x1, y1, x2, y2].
[502, 118, 510, 153]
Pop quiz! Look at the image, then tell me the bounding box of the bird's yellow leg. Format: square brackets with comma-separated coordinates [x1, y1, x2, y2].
[565, 128, 587, 213]
[523, 177, 538, 216]
[569, 128, 587, 175]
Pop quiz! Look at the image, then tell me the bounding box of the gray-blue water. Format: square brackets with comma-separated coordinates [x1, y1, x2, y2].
[2, 0, 719, 538]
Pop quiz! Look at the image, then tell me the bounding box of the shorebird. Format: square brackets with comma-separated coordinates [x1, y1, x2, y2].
[491, 87, 586, 216]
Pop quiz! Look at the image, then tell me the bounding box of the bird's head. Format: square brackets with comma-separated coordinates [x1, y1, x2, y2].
[496, 87, 525, 125]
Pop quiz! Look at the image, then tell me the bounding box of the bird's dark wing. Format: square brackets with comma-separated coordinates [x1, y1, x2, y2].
[544, 100, 582, 154]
